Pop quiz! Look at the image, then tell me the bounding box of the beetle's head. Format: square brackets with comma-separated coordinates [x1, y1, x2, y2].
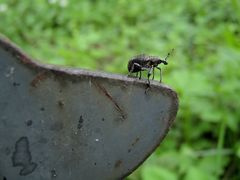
[162, 60, 168, 65]
[157, 60, 168, 65]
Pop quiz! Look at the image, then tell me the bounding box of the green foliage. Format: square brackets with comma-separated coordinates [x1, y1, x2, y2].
[0, 0, 240, 179]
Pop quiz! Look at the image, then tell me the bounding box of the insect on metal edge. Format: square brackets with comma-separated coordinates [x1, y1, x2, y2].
[127, 49, 174, 86]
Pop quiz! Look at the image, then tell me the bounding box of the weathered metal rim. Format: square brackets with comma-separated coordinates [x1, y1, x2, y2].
[0, 36, 179, 179]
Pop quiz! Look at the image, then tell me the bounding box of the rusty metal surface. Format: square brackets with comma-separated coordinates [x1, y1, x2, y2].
[0, 37, 178, 180]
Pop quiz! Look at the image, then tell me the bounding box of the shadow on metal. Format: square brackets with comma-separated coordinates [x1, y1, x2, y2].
[0, 37, 178, 180]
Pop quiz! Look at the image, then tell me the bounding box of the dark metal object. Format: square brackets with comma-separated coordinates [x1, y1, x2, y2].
[0, 37, 178, 180]
[128, 50, 173, 84]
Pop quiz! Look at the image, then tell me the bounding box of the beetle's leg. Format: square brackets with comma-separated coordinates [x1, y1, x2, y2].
[144, 67, 152, 94]
[131, 63, 142, 79]
[152, 67, 155, 80]
[147, 74, 150, 85]
[128, 69, 132, 77]
[147, 66, 154, 85]
[139, 67, 148, 80]
[135, 72, 139, 78]
[128, 63, 142, 77]
[145, 84, 150, 94]
[156, 66, 162, 83]
[139, 67, 149, 80]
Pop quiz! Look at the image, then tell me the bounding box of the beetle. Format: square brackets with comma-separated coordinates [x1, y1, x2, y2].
[128, 49, 173, 85]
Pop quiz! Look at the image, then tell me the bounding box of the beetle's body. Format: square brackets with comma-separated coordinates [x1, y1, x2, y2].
[127, 55, 164, 72]
[127, 51, 172, 85]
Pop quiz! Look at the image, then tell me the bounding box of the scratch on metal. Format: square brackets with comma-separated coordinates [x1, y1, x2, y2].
[93, 81, 127, 120]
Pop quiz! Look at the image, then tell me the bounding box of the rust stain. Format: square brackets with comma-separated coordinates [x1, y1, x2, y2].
[93, 81, 126, 120]
[0, 38, 38, 68]
[30, 71, 48, 87]
[114, 160, 122, 168]
[15, 53, 32, 65]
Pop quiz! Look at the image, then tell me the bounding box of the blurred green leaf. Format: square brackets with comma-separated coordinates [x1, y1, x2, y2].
[142, 165, 177, 180]
[185, 167, 217, 180]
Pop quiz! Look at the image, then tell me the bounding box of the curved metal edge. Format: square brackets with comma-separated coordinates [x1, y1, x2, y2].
[120, 94, 178, 179]
[0, 37, 179, 179]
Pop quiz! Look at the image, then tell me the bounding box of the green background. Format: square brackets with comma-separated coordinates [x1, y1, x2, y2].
[1, 0, 240, 179]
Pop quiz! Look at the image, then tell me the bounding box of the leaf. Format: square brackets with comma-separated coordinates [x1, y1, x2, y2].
[142, 165, 177, 180]
[185, 167, 217, 180]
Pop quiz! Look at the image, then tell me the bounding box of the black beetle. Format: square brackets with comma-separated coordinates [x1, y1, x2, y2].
[128, 49, 173, 85]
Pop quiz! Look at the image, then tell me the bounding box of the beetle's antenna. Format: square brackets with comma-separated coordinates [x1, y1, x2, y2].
[164, 48, 174, 62]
